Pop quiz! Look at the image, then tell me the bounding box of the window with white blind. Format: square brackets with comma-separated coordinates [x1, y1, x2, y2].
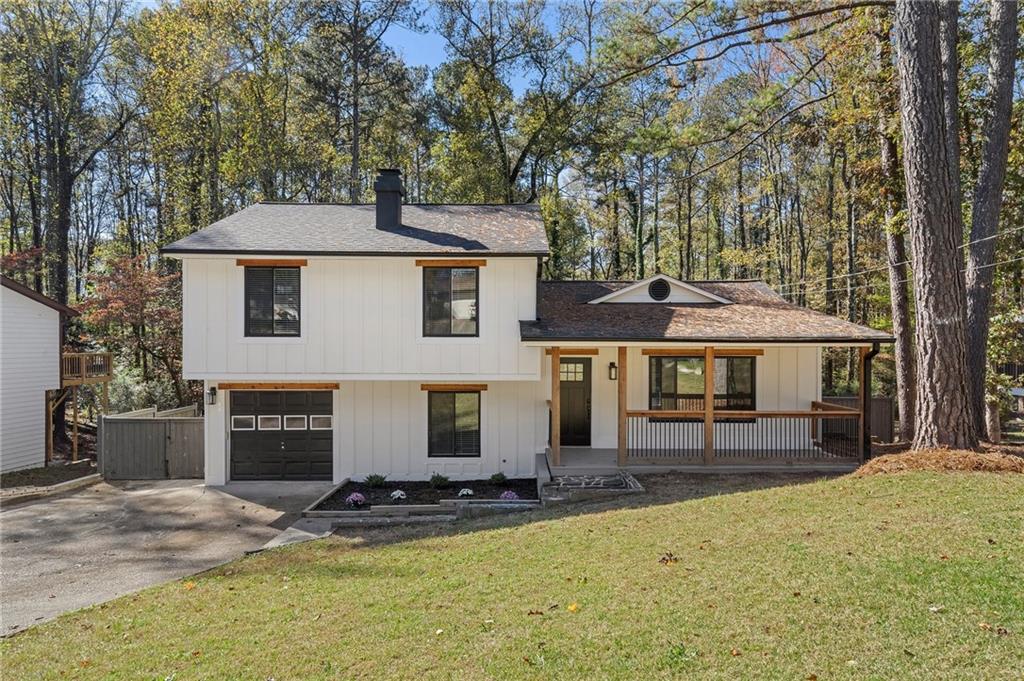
[423, 267, 478, 337]
[245, 267, 300, 337]
[427, 391, 481, 457]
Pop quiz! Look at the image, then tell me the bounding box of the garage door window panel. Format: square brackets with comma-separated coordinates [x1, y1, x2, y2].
[284, 415, 307, 430]
[258, 415, 281, 430]
[231, 415, 255, 430]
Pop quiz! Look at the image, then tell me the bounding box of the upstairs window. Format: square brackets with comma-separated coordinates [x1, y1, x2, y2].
[245, 267, 300, 337]
[423, 267, 478, 337]
[649, 356, 755, 412]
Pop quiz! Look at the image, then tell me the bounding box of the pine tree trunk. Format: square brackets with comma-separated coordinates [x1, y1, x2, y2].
[965, 0, 1019, 438]
[877, 13, 916, 442]
[894, 0, 977, 450]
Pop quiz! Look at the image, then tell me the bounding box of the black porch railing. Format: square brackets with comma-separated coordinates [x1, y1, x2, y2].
[625, 408, 861, 464]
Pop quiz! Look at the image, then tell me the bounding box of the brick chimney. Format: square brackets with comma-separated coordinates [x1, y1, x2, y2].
[373, 169, 404, 229]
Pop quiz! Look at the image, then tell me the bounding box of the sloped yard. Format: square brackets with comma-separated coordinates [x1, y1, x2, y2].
[3, 471, 1022, 679]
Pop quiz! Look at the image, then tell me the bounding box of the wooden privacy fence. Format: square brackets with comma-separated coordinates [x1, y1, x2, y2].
[98, 404, 204, 479]
[823, 396, 895, 444]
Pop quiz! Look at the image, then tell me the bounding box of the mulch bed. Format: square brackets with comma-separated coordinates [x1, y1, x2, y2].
[0, 460, 96, 491]
[856, 445, 1024, 476]
[317, 478, 538, 510]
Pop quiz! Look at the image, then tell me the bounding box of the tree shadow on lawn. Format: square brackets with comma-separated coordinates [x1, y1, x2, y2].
[321, 471, 840, 552]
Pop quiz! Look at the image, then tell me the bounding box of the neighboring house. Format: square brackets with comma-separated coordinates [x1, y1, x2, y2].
[0, 276, 77, 473]
[1011, 387, 1024, 414]
[162, 169, 893, 486]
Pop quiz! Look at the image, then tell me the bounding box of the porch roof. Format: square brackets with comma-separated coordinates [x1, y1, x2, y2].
[520, 280, 894, 344]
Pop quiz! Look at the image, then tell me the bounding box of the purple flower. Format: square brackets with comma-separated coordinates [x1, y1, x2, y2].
[345, 492, 366, 507]
[499, 490, 519, 501]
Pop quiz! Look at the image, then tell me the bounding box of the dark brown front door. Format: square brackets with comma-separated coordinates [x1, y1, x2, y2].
[559, 358, 591, 447]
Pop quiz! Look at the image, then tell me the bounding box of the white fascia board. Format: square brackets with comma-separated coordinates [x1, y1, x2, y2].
[586, 274, 732, 305]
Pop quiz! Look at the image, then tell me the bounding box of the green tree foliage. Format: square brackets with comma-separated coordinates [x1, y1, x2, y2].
[0, 0, 1020, 420]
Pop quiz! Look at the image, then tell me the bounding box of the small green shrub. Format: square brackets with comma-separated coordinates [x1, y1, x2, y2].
[429, 473, 450, 489]
[363, 473, 388, 488]
[488, 472, 508, 485]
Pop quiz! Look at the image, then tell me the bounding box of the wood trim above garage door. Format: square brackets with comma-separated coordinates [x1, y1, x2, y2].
[218, 382, 340, 390]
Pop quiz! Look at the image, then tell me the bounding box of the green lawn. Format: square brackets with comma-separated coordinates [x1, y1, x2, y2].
[4, 472, 1022, 680]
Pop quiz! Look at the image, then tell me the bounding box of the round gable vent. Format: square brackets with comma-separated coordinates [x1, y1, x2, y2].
[648, 278, 671, 301]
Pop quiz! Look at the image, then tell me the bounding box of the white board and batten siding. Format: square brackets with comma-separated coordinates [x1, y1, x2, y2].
[185, 255, 546, 484]
[1, 286, 61, 473]
[181, 256, 540, 381]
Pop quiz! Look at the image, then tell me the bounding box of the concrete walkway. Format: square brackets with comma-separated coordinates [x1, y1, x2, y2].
[0, 479, 333, 634]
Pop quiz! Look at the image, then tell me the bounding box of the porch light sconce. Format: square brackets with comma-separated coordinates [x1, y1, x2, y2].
[206, 386, 218, 406]
[608, 362, 618, 381]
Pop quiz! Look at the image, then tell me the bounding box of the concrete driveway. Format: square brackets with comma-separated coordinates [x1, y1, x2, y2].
[0, 479, 333, 634]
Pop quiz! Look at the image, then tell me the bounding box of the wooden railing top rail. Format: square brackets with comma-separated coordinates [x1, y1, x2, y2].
[626, 408, 860, 419]
[812, 400, 860, 413]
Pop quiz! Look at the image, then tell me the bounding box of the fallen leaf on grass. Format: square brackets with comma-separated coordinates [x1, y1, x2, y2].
[183, 582, 196, 591]
[78, 659, 91, 668]
[730, 648, 741, 657]
[567, 603, 579, 613]
[979, 622, 992, 631]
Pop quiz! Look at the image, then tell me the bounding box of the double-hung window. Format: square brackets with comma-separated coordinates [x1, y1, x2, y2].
[423, 267, 478, 337]
[427, 391, 481, 457]
[245, 267, 300, 337]
[649, 356, 755, 412]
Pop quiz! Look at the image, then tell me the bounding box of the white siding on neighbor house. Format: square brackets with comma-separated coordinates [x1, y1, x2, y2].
[201, 380, 547, 485]
[181, 256, 540, 381]
[1, 286, 61, 473]
[542, 346, 822, 450]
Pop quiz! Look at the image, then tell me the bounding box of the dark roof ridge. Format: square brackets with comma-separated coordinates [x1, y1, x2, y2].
[255, 201, 540, 208]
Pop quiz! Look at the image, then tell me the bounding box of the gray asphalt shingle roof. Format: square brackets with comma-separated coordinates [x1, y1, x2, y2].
[521, 280, 894, 343]
[160, 202, 548, 256]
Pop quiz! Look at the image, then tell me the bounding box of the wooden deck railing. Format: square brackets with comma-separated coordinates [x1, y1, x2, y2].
[61, 352, 113, 385]
[625, 408, 862, 465]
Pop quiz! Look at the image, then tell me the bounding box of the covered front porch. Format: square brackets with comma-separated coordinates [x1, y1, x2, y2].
[541, 344, 878, 475]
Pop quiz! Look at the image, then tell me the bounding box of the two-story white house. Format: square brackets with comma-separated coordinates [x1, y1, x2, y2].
[163, 169, 892, 486]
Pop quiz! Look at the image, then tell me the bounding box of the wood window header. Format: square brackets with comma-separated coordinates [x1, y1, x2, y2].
[641, 348, 764, 357]
[236, 258, 308, 267]
[415, 259, 486, 267]
[544, 348, 599, 356]
[217, 382, 339, 390]
[420, 383, 488, 392]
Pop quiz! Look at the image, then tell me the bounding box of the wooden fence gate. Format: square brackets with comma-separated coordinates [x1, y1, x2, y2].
[823, 396, 895, 444]
[98, 405, 204, 479]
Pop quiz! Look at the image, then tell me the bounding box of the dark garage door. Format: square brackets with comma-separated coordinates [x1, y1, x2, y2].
[230, 391, 333, 481]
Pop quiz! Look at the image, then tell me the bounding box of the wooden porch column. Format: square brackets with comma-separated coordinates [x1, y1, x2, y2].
[703, 346, 714, 465]
[550, 347, 561, 466]
[617, 346, 628, 466]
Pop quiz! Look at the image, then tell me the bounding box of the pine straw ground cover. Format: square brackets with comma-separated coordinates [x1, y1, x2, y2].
[3, 472, 1022, 680]
[858, 445, 1024, 476]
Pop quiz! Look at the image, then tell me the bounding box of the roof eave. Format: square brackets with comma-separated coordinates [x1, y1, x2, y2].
[159, 247, 550, 258]
[519, 334, 895, 344]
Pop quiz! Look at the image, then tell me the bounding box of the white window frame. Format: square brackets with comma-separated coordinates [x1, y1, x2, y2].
[309, 415, 333, 430]
[284, 415, 307, 431]
[258, 415, 282, 430]
[231, 415, 255, 431]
